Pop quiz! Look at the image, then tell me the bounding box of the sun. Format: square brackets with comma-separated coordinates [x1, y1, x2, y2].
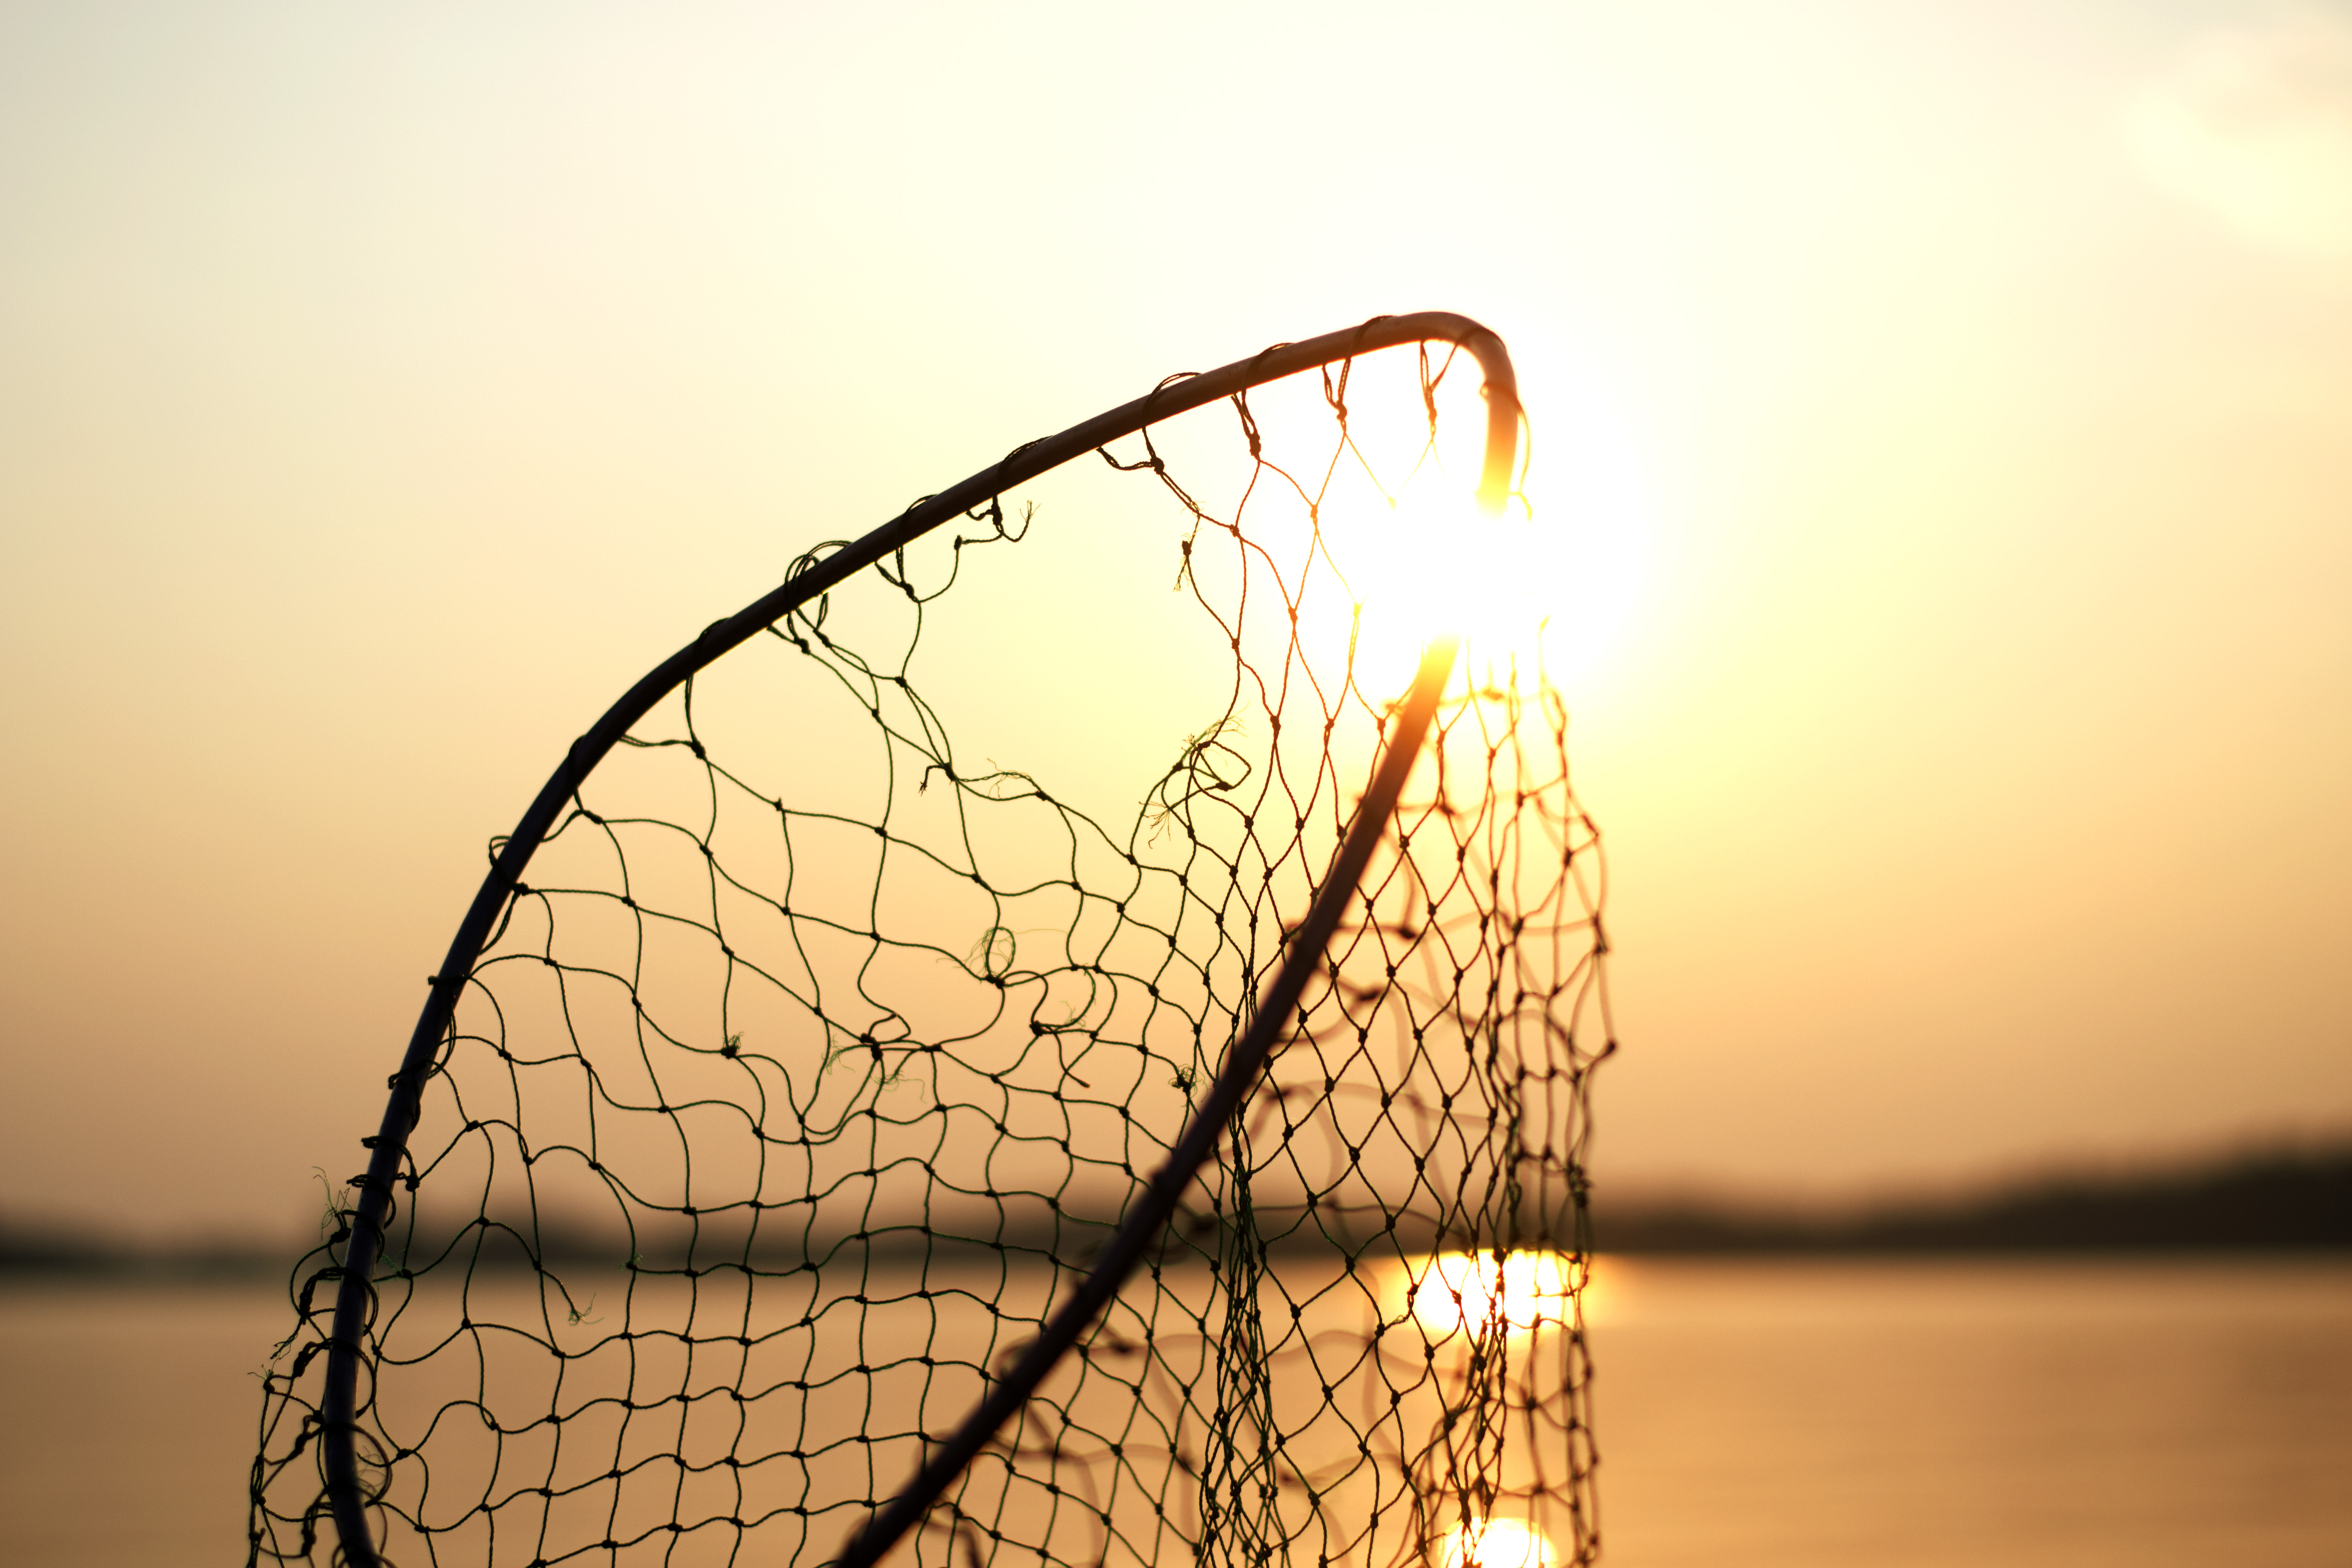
[1303, 462, 1643, 708]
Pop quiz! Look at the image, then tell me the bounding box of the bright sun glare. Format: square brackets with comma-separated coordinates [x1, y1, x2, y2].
[1329, 479, 1553, 700]
[1440, 1518, 1556, 1568]
[1409, 1251, 1578, 1337]
[1326, 455, 1645, 704]
[1268, 347, 1649, 706]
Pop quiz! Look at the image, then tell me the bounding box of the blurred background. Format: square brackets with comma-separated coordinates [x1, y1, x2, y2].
[1, 2, 2346, 1564]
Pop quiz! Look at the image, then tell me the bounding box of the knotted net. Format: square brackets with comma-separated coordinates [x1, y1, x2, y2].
[251, 318, 1613, 1568]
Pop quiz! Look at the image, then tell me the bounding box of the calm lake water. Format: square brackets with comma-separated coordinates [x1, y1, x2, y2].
[2, 1256, 2345, 1567]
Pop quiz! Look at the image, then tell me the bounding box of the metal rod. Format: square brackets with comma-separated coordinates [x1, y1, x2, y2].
[317, 312, 1520, 1564]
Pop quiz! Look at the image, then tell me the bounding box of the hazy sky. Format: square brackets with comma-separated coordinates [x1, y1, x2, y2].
[3, 0, 2348, 1242]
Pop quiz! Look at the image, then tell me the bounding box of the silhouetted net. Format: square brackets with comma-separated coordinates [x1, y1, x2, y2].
[252, 339, 1612, 1568]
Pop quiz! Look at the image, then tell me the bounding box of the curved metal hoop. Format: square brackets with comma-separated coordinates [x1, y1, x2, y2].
[318, 311, 1523, 1566]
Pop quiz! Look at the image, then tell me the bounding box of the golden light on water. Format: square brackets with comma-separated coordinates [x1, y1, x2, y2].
[1408, 1251, 1579, 1338]
[1439, 1518, 1555, 1568]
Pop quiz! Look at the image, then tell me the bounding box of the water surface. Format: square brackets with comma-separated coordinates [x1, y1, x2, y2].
[3, 1257, 2345, 1566]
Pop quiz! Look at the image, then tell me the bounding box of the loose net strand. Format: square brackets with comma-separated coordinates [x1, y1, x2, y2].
[251, 323, 1613, 1568]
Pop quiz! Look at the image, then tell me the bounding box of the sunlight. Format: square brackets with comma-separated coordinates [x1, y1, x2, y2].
[1325, 477, 1546, 702]
[1319, 452, 1646, 706]
[1409, 1251, 1579, 1338]
[1439, 1518, 1555, 1568]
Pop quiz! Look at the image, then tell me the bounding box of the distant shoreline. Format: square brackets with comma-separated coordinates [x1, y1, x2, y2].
[7, 1141, 2346, 1278]
[1596, 1141, 2352, 1255]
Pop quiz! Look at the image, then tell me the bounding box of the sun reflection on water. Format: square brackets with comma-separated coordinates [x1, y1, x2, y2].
[1408, 1251, 1581, 1338]
[1439, 1517, 1555, 1568]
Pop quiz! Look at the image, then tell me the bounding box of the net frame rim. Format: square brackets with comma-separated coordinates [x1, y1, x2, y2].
[313, 309, 1525, 1568]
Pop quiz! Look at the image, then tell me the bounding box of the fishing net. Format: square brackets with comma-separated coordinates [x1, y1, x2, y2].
[250, 316, 1613, 1568]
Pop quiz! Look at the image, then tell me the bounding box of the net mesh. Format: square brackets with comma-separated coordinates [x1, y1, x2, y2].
[251, 337, 1613, 1568]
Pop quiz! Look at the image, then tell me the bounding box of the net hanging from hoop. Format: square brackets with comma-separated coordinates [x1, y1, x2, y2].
[250, 313, 1613, 1568]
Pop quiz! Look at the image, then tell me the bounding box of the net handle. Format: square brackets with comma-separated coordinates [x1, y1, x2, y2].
[318, 311, 1522, 1566]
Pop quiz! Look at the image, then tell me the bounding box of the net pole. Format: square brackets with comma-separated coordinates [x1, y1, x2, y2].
[314, 313, 1521, 1567]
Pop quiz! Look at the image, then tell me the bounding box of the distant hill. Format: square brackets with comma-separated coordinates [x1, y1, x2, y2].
[1596, 1141, 2352, 1253]
[8, 1141, 2349, 1275]
[0, 1222, 283, 1278]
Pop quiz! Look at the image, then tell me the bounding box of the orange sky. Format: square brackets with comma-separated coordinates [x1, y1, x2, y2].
[2, 0, 2347, 1241]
